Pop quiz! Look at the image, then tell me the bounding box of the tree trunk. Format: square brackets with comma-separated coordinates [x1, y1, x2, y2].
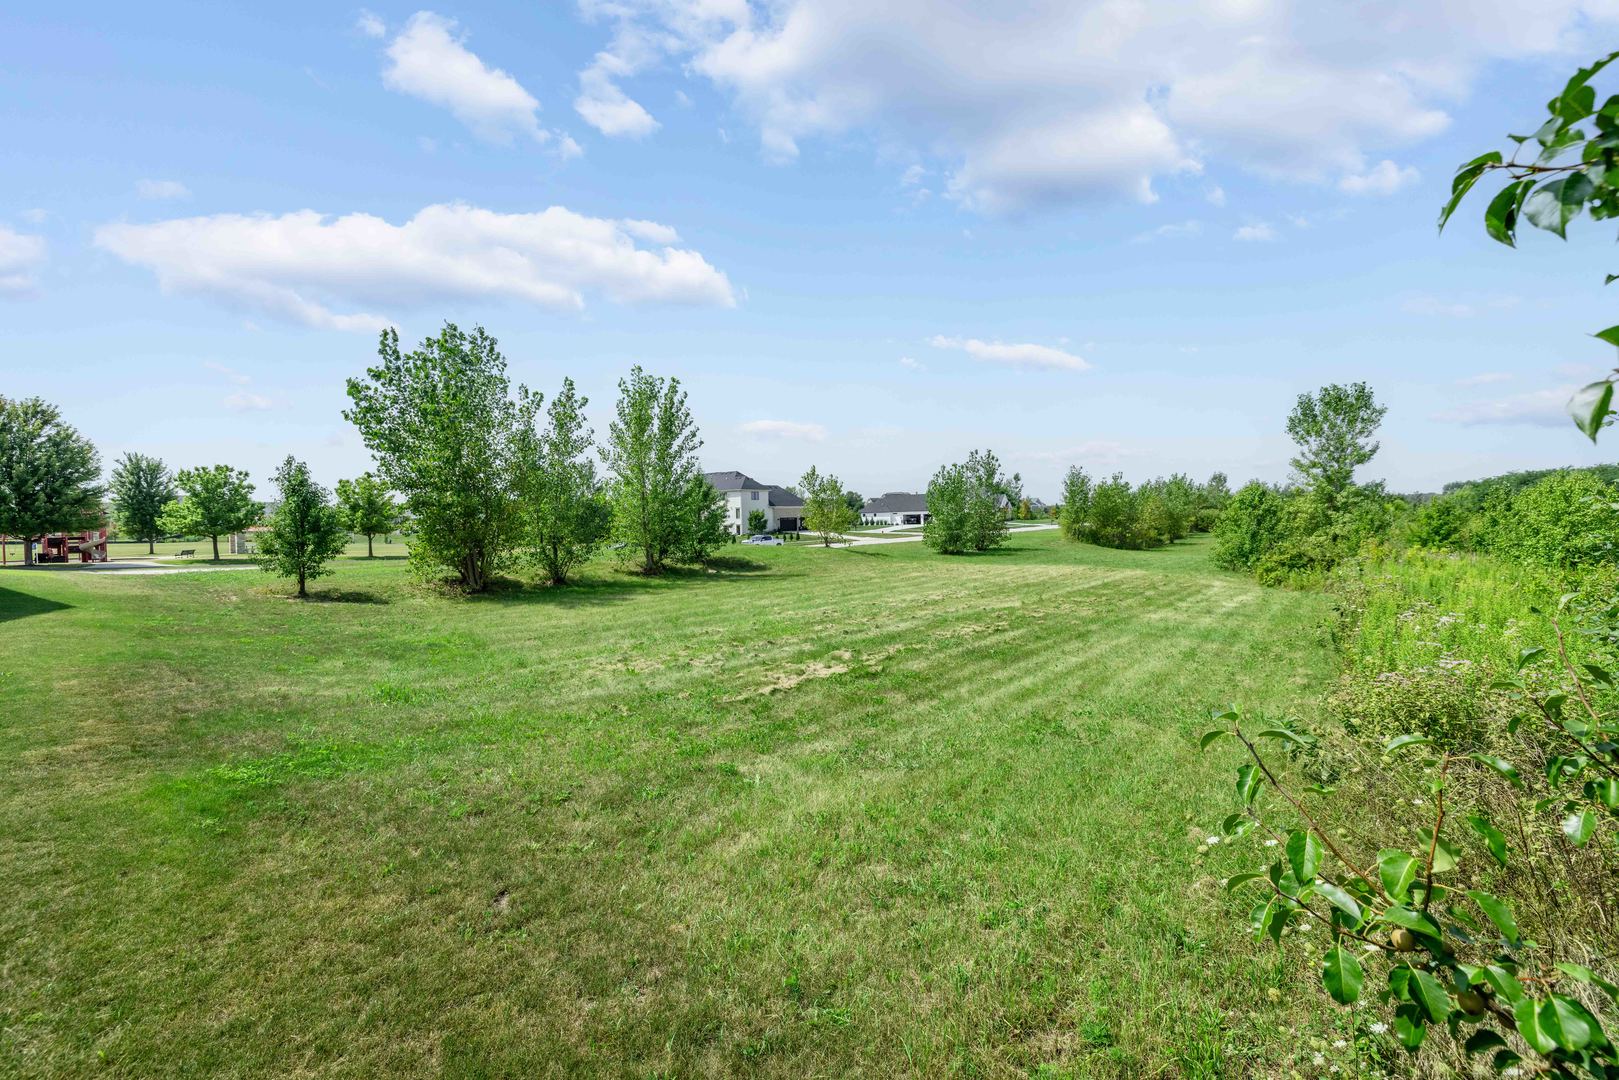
[367, 533, 374, 558]
[22, 540, 34, 567]
[297, 570, 307, 598]
[211, 534, 220, 561]
[147, 537, 155, 555]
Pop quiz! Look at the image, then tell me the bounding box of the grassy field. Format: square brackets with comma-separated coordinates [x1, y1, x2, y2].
[0, 537, 412, 565]
[0, 532, 1341, 1078]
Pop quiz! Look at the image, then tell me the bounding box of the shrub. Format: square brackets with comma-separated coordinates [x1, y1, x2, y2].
[1086, 473, 1139, 548]
[1488, 470, 1619, 569]
[1211, 481, 1287, 570]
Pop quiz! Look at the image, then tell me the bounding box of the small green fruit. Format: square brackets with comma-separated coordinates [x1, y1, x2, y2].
[1457, 990, 1486, 1015]
[1390, 928, 1417, 952]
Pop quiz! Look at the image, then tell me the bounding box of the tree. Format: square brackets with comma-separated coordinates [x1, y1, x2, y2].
[334, 473, 401, 558]
[1210, 481, 1288, 570]
[1018, 496, 1032, 519]
[161, 465, 258, 561]
[1059, 466, 1092, 542]
[963, 449, 1009, 551]
[1286, 382, 1386, 511]
[842, 489, 864, 514]
[676, 478, 728, 565]
[922, 463, 969, 554]
[747, 508, 768, 533]
[521, 377, 608, 585]
[601, 366, 705, 574]
[0, 397, 103, 567]
[1087, 473, 1138, 548]
[109, 452, 175, 555]
[1440, 50, 1619, 440]
[256, 457, 348, 598]
[800, 465, 857, 546]
[344, 324, 537, 591]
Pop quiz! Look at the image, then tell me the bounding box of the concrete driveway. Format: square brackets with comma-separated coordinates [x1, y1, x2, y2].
[827, 522, 1058, 548]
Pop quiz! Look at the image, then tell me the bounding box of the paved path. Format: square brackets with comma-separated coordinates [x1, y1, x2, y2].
[1, 559, 255, 576]
[827, 522, 1058, 548]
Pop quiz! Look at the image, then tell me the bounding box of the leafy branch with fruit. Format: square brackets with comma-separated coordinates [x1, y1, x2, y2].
[1201, 603, 1619, 1076]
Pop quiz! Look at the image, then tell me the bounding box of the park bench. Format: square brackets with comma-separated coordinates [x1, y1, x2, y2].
[176, 549, 195, 558]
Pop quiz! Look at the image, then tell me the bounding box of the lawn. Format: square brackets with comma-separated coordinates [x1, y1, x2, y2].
[0, 532, 1339, 1078]
[0, 537, 411, 565]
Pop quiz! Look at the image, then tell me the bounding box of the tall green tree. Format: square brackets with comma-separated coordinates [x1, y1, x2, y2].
[521, 377, 608, 586]
[800, 465, 857, 546]
[334, 473, 401, 558]
[0, 397, 103, 566]
[676, 478, 728, 565]
[841, 489, 864, 515]
[1059, 466, 1092, 542]
[256, 457, 348, 598]
[922, 463, 969, 554]
[159, 465, 257, 561]
[1087, 473, 1138, 548]
[1285, 382, 1386, 511]
[110, 453, 175, 554]
[601, 366, 705, 575]
[747, 508, 768, 533]
[964, 449, 1009, 552]
[344, 324, 538, 591]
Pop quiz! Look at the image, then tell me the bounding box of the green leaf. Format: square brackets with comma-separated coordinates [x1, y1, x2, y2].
[1381, 905, 1442, 938]
[1464, 1029, 1507, 1056]
[1313, 879, 1363, 923]
[1198, 729, 1229, 750]
[1429, 834, 1460, 874]
[1525, 172, 1595, 237]
[1467, 814, 1508, 866]
[1224, 872, 1264, 892]
[1595, 325, 1619, 347]
[1562, 808, 1597, 846]
[1467, 889, 1521, 946]
[1556, 961, 1619, 1001]
[1236, 763, 1263, 806]
[1392, 1002, 1427, 1050]
[1409, 968, 1453, 1023]
[1515, 997, 1557, 1055]
[1539, 995, 1595, 1051]
[1286, 830, 1322, 884]
[1437, 152, 1501, 233]
[1254, 727, 1312, 747]
[1517, 646, 1547, 670]
[1483, 965, 1526, 1004]
[1383, 733, 1432, 755]
[1378, 849, 1419, 902]
[1469, 754, 1523, 787]
[1484, 178, 1535, 246]
[1569, 380, 1615, 442]
[1321, 944, 1363, 1004]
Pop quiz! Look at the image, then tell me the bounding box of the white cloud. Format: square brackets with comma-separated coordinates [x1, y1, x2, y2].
[204, 360, 252, 385]
[224, 390, 274, 412]
[381, 12, 575, 149]
[1206, 185, 1227, 207]
[1433, 386, 1578, 427]
[739, 418, 827, 440]
[136, 179, 191, 200]
[1133, 219, 1202, 242]
[1340, 159, 1420, 196]
[898, 355, 926, 371]
[0, 225, 46, 295]
[928, 335, 1091, 371]
[570, 1, 1619, 213]
[1233, 222, 1276, 242]
[577, 53, 661, 137]
[94, 202, 736, 330]
[1457, 372, 1512, 386]
[356, 9, 386, 38]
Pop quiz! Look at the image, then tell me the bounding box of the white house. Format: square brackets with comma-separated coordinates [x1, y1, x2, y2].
[860, 492, 931, 526]
[705, 471, 806, 534]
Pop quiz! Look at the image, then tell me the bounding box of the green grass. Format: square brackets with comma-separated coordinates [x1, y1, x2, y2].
[1, 537, 412, 565]
[0, 532, 1341, 1077]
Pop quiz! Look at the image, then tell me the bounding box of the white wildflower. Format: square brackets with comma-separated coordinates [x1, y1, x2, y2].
[1369, 1021, 1388, 1035]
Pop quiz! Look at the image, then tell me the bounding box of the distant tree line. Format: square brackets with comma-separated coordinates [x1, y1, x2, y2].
[1058, 470, 1227, 551]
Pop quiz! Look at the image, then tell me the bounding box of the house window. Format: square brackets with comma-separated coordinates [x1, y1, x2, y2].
[750, 491, 759, 500]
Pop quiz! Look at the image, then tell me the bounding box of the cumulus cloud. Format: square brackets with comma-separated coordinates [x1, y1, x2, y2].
[1233, 222, 1276, 242]
[137, 179, 191, 200]
[1340, 159, 1420, 195]
[381, 12, 575, 149]
[928, 335, 1090, 371]
[898, 355, 926, 371]
[94, 202, 736, 330]
[567, 1, 1618, 213]
[0, 225, 46, 295]
[739, 418, 827, 440]
[355, 9, 386, 38]
[1433, 386, 1577, 427]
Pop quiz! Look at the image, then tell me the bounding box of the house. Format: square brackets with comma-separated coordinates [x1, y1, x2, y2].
[705, 471, 805, 534]
[860, 492, 931, 526]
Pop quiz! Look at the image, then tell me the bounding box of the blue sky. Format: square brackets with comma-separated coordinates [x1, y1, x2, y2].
[5, 2, 1619, 500]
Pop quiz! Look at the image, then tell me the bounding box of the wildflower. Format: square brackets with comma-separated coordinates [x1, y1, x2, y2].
[1312, 1052, 1325, 1066]
[1267, 988, 1282, 1003]
[1206, 836, 1222, 845]
[1332, 1039, 1346, 1050]
[1264, 839, 1279, 848]
[1369, 1021, 1387, 1035]
[1411, 798, 1424, 806]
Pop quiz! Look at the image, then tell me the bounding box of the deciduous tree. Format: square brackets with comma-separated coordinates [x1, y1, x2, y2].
[1286, 382, 1386, 512]
[747, 508, 768, 533]
[521, 377, 608, 585]
[334, 473, 401, 558]
[161, 464, 258, 561]
[1059, 466, 1092, 542]
[257, 457, 348, 598]
[800, 465, 857, 546]
[963, 449, 1009, 552]
[922, 463, 969, 554]
[109, 452, 175, 555]
[0, 397, 104, 567]
[344, 324, 537, 591]
[602, 366, 705, 574]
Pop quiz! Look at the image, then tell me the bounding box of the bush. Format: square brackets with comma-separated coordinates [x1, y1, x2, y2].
[1488, 470, 1619, 569]
[1211, 481, 1287, 570]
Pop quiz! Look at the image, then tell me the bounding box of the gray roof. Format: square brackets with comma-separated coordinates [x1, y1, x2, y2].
[704, 470, 768, 491]
[861, 491, 928, 514]
[767, 486, 803, 509]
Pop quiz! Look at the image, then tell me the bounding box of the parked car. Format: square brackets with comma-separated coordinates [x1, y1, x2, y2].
[744, 534, 784, 545]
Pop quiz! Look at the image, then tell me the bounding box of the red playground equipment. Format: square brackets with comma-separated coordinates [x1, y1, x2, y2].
[1, 528, 110, 565]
